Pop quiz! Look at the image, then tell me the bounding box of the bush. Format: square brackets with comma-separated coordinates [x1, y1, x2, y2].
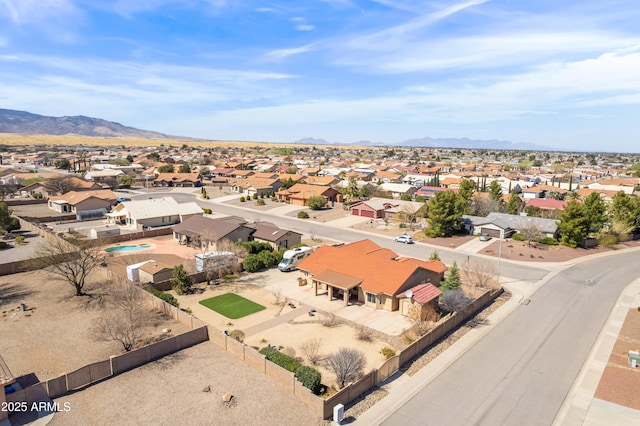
[242, 254, 264, 272]
[297, 211, 309, 219]
[202, 208, 212, 214]
[256, 199, 265, 206]
[539, 236, 559, 245]
[14, 235, 25, 244]
[257, 250, 279, 268]
[295, 366, 322, 394]
[306, 195, 327, 210]
[380, 347, 396, 359]
[228, 329, 245, 342]
[240, 196, 245, 202]
[236, 240, 273, 254]
[259, 347, 301, 372]
[511, 233, 524, 241]
[0, 241, 7, 249]
[399, 223, 407, 228]
[144, 286, 179, 307]
[598, 233, 618, 248]
[252, 193, 258, 200]
[224, 274, 238, 280]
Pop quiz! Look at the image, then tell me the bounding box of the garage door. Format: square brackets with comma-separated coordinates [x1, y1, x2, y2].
[480, 227, 502, 238]
[360, 210, 375, 218]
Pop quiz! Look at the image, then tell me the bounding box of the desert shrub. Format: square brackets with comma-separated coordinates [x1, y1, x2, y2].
[252, 193, 258, 200]
[144, 286, 179, 307]
[511, 233, 524, 241]
[380, 347, 396, 359]
[295, 366, 322, 395]
[228, 329, 245, 342]
[297, 211, 309, 219]
[202, 208, 212, 214]
[598, 233, 618, 248]
[320, 312, 340, 327]
[224, 274, 238, 280]
[282, 346, 297, 358]
[256, 199, 265, 206]
[259, 347, 301, 372]
[354, 324, 375, 342]
[399, 223, 407, 228]
[236, 241, 273, 254]
[240, 196, 246, 202]
[539, 237, 559, 245]
[0, 241, 7, 249]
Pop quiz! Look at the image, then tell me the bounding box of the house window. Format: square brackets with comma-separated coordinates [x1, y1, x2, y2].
[366, 292, 377, 304]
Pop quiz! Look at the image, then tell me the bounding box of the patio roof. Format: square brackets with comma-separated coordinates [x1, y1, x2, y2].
[313, 269, 363, 290]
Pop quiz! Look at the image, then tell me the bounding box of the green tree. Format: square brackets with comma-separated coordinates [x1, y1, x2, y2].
[458, 178, 475, 202]
[505, 192, 520, 215]
[281, 178, 296, 189]
[54, 159, 71, 169]
[0, 202, 20, 232]
[171, 265, 193, 295]
[242, 254, 264, 272]
[306, 195, 327, 210]
[441, 261, 461, 291]
[158, 164, 175, 173]
[610, 191, 640, 232]
[557, 200, 589, 247]
[429, 250, 440, 261]
[178, 163, 191, 173]
[583, 192, 607, 234]
[117, 175, 134, 187]
[126, 154, 134, 163]
[488, 180, 503, 202]
[426, 190, 464, 237]
[146, 152, 160, 161]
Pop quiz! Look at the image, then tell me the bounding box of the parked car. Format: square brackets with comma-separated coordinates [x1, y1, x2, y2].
[479, 233, 492, 241]
[394, 235, 414, 244]
[116, 196, 132, 204]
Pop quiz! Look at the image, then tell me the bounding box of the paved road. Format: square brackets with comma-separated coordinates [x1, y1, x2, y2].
[380, 250, 640, 426]
[130, 191, 549, 283]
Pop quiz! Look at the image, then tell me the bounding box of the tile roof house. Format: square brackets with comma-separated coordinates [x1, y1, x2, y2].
[106, 197, 203, 230]
[297, 240, 447, 311]
[152, 173, 202, 187]
[276, 183, 342, 206]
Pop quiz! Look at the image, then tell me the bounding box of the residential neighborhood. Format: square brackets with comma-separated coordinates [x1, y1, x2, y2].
[1, 141, 640, 425]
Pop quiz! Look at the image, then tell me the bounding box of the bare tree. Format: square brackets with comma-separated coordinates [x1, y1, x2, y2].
[301, 338, 323, 365]
[407, 303, 439, 336]
[42, 177, 81, 195]
[325, 347, 366, 388]
[272, 287, 283, 305]
[320, 312, 340, 328]
[470, 194, 503, 216]
[30, 238, 105, 296]
[0, 184, 18, 200]
[518, 220, 542, 247]
[354, 324, 375, 342]
[440, 289, 473, 313]
[462, 259, 497, 290]
[400, 204, 419, 231]
[91, 284, 151, 351]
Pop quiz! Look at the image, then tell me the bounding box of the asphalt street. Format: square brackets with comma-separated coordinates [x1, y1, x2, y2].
[380, 250, 640, 426]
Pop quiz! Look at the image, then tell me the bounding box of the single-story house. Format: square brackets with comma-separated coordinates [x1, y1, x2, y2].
[349, 197, 425, 222]
[377, 183, 418, 199]
[249, 222, 302, 250]
[297, 239, 447, 311]
[172, 215, 255, 250]
[84, 169, 124, 182]
[106, 197, 203, 230]
[462, 212, 559, 239]
[276, 183, 342, 206]
[396, 283, 442, 320]
[152, 173, 202, 187]
[47, 189, 116, 215]
[229, 177, 281, 197]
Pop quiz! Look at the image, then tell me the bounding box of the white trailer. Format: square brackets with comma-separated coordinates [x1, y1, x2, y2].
[127, 260, 155, 282]
[278, 246, 314, 272]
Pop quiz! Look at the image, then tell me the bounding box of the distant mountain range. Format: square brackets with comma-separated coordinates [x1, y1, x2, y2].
[293, 136, 554, 151]
[1, 108, 553, 151]
[0, 108, 179, 139]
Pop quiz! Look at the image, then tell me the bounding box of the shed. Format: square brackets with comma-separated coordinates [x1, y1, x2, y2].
[127, 260, 155, 282]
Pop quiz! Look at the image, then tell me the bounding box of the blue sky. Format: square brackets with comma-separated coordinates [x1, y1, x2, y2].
[1, 0, 640, 152]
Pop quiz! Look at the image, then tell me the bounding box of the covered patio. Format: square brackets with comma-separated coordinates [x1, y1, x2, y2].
[310, 269, 362, 307]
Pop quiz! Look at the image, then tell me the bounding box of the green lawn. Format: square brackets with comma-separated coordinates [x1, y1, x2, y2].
[199, 293, 266, 319]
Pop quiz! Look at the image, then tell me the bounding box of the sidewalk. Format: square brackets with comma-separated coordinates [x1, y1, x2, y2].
[354, 277, 547, 425]
[553, 278, 640, 426]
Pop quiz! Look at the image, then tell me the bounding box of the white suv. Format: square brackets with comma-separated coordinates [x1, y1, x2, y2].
[394, 235, 414, 244]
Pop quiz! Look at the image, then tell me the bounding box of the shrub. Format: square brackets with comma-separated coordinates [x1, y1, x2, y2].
[380, 347, 396, 359]
[295, 366, 322, 394]
[598, 233, 618, 248]
[511, 233, 524, 241]
[306, 195, 327, 210]
[259, 347, 301, 372]
[224, 274, 238, 280]
[202, 208, 212, 214]
[0, 241, 7, 249]
[538, 236, 558, 245]
[242, 254, 264, 272]
[228, 329, 245, 342]
[239, 196, 245, 202]
[14, 235, 25, 244]
[144, 286, 179, 307]
[257, 250, 279, 268]
[256, 199, 265, 206]
[252, 193, 258, 200]
[354, 324, 374, 342]
[297, 211, 309, 219]
[399, 223, 407, 228]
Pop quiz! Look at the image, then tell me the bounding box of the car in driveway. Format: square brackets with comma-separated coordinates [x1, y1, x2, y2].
[394, 235, 414, 244]
[116, 196, 132, 204]
[479, 233, 492, 241]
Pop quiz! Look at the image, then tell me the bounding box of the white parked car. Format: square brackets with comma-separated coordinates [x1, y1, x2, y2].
[394, 235, 414, 244]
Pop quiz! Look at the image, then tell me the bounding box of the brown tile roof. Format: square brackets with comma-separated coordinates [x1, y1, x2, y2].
[49, 189, 116, 205]
[397, 283, 442, 304]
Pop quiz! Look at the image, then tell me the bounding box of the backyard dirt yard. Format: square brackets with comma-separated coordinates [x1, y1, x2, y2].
[45, 342, 326, 426]
[0, 270, 189, 383]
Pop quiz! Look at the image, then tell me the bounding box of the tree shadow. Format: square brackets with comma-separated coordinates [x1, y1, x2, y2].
[56, 279, 113, 311]
[0, 283, 37, 309]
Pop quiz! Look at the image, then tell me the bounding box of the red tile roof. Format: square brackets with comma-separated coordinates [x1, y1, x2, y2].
[397, 283, 442, 304]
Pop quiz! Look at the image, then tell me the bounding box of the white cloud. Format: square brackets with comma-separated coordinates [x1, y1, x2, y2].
[0, 0, 79, 25]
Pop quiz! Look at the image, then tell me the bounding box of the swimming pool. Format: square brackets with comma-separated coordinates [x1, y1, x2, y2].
[105, 243, 152, 253]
